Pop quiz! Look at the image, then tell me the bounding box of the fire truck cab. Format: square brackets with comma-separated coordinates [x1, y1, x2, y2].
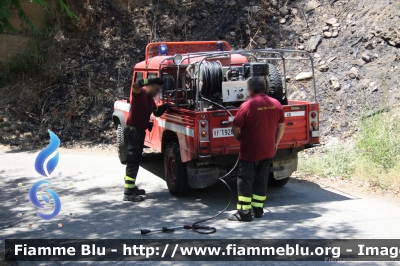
[113, 41, 320, 196]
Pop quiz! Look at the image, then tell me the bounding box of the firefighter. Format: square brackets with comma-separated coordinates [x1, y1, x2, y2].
[123, 78, 171, 202]
[229, 76, 285, 221]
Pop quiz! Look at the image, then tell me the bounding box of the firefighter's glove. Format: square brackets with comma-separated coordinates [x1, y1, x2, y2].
[153, 103, 172, 117]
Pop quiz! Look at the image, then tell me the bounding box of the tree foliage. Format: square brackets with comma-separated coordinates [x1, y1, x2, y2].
[0, 0, 76, 35]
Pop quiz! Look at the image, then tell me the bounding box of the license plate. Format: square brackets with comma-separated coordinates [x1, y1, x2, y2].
[212, 128, 234, 138]
[285, 111, 305, 117]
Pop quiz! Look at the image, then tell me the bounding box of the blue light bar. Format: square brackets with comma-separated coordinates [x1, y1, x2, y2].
[159, 44, 168, 55]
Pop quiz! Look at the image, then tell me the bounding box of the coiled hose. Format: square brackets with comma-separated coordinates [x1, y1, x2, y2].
[199, 61, 223, 96]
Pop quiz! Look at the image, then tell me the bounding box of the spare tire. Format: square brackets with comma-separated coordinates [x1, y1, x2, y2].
[267, 63, 287, 105]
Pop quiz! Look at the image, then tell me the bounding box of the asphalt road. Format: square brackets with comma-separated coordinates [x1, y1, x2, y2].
[1, 147, 400, 266]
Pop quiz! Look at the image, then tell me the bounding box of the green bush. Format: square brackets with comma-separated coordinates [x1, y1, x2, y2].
[357, 111, 400, 170]
[0, 42, 46, 84]
[299, 109, 400, 191]
[0, 0, 75, 35]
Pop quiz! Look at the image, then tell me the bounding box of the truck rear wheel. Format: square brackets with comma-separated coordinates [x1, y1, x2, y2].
[268, 173, 290, 187]
[267, 63, 287, 105]
[117, 124, 127, 165]
[164, 141, 190, 196]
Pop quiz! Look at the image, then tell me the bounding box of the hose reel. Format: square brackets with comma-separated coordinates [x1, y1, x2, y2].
[185, 61, 223, 98]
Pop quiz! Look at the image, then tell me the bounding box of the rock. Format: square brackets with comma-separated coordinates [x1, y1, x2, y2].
[358, 78, 371, 90]
[23, 132, 33, 138]
[230, 31, 237, 36]
[271, 0, 278, 7]
[244, 6, 259, 13]
[365, 42, 375, 50]
[326, 18, 338, 25]
[298, 45, 305, 50]
[296, 72, 313, 81]
[324, 32, 332, 38]
[305, 1, 320, 12]
[286, 75, 291, 81]
[3, 127, 10, 132]
[330, 76, 341, 91]
[332, 23, 340, 27]
[289, 90, 307, 100]
[2, 120, 10, 127]
[279, 18, 286, 24]
[306, 35, 322, 52]
[319, 65, 329, 72]
[303, 33, 310, 40]
[327, 56, 337, 63]
[362, 54, 371, 63]
[228, 0, 237, 6]
[291, 8, 298, 15]
[280, 7, 289, 16]
[10, 124, 18, 131]
[323, 26, 330, 32]
[200, 11, 210, 18]
[257, 37, 267, 45]
[332, 31, 338, 37]
[348, 67, 359, 79]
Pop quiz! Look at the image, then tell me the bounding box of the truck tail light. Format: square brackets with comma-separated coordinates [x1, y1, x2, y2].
[311, 112, 317, 118]
[309, 110, 319, 136]
[199, 120, 209, 141]
[199, 120, 210, 154]
[311, 121, 317, 128]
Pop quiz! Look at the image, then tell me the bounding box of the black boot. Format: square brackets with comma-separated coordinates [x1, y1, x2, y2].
[228, 210, 253, 222]
[132, 186, 146, 195]
[123, 193, 143, 202]
[253, 207, 264, 218]
[124, 187, 145, 196]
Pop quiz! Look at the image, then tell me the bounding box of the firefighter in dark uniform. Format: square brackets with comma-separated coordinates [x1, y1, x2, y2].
[229, 77, 285, 221]
[123, 78, 170, 202]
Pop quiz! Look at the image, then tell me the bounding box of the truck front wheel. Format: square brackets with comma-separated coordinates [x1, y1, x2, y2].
[117, 124, 127, 165]
[268, 173, 290, 187]
[164, 141, 191, 196]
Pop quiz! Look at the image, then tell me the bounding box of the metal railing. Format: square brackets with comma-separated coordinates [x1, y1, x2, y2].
[158, 49, 317, 109]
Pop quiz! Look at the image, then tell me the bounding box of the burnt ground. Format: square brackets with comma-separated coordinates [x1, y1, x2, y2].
[0, 0, 399, 148]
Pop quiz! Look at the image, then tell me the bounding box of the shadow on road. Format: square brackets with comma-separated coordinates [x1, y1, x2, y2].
[140, 152, 352, 208]
[0, 149, 358, 243]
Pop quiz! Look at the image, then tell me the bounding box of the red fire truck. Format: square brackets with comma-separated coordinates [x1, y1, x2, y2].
[113, 41, 320, 196]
